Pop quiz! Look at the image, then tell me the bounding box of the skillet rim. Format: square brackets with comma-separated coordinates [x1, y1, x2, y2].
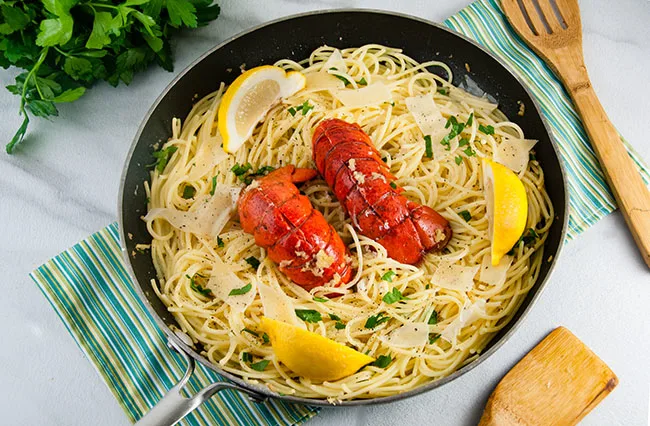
[118, 7, 569, 407]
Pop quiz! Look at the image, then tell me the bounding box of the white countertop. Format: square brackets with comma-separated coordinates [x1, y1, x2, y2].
[1, 0, 649, 424]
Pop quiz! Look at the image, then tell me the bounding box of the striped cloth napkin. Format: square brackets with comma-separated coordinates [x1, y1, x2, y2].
[30, 0, 649, 425]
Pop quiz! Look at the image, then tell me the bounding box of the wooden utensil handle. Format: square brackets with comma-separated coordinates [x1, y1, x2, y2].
[570, 84, 650, 267]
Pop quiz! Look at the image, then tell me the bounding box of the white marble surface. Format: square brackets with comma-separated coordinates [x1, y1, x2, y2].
[1, 0, 649, 424]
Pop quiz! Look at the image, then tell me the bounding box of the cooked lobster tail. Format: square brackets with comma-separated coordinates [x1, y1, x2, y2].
[312, 119, 452, 264]
[238, 165, 352, 290]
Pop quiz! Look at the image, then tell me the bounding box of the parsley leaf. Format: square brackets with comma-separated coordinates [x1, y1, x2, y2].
[381, 271, 396, 282]
[428, 310, 438, 325]
[242, 328, 258, 337]
[437, 87, 448, 95]
[152, 146, 178, 173]
[454, 155, 463, 165]
[300, 100, 313, 115]
[429, 333, 441, 344]
[288, 107, 297, 116]
[242, 352, 253, 363]
[424, 135, 433, 158]
[357, 77, 367, 85]
[329, 313, 341, 321]
[466, 112, 474, 127]
[182, 185, 195, 199]
[372, 355, 392, 368]
[458, 138, 469, 147]
[217, 236, 225, 248]
[440, 116, 465, 151]
[262, 333, 270, 344]
[479, 124, 495, 135]
[382, 287, 406, 304]
[365, 312, 390, 329]
[186, 274, 211, 296]
[245, 256, 260, 269]
[295, 309, 322, 323]
[210, 174, 218, 195]
[249, 359, 269, 371]
[330, 68, 351, 86]
[231, 162, 252, 176]
[459, 210, 472, 221]
[229, 283, 252, 296]
[463, 146, 476, 157]
[335, 321, 346, 329]
[166, 0, 198, 28]
[313, 296, 328, 303]
[390, 181, 397, 189]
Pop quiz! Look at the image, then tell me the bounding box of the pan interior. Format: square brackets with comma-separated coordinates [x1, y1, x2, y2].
[119, 10, 567, 406]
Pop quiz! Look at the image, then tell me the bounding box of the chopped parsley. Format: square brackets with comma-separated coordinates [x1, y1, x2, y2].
[508, 228, 540, 255]
[250, 360, 270, 371]
[381, 270, 396, 282]
[289, 101, 314, 116]
[295, 309, 322, 323]
[229, 283, 252, 296]
[463, 146, 476, 157]
[242, 352, 253, 363]
[313, 296, 328, 303]
[429, 333, 441, 344]
[466, 112, 474, 127]
[182, 185, 196, 199]
[428, 310, 439, 325]
[245, 256, 260, 269]
[152, 146, 178, 173]
[479, 124, 495, 135]
[529, 152, 537, 161]
[186, 274, 211, 297]
[335, 322, 346, 330]
[262, 333, 270, 344]
[437, 87, 448, 95]
[382, 287, 407, 304]
[231, 162, 253, 177]
[390, 181, 397, 189]
[365, 312, 390, 329]
[458, 138, 470, 147]
[217, 236, 225, 248]
[440, 116, 465, 151]
[329, 313, 341, 321]
[357, 77, 367, 85]
[424, 135, 433, 158]
[459, 210, 472, 222]
[372, 355, 392, 368]
[454, 155, 463, 165]
[210, 174, 218, 196]
[288, 107, 297, 116]
[330, 68, 351, 86]
[242, 328, 259, 337]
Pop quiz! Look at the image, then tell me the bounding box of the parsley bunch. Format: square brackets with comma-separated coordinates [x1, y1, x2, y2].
[1, 0, 220, 153]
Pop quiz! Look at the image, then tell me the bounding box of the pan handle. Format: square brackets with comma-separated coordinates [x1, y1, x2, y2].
[136, 338, 267, 426]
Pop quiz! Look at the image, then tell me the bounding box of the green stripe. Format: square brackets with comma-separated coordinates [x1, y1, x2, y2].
[28, 1, 649, 424]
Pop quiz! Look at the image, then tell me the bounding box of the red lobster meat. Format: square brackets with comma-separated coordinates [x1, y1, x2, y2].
[238, 165, 352, 290]
[312, 119, 452, 264]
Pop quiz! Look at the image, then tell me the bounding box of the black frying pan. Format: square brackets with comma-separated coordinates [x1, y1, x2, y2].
[119, 9, 568, 425]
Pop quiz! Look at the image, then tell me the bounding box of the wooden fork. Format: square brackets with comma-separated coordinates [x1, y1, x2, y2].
[502, 0, 650, 268]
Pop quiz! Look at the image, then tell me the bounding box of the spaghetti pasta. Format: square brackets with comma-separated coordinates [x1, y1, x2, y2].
[144, 45, 553, 400]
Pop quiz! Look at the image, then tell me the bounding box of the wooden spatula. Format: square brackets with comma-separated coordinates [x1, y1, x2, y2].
[479, 327, 618, 425]
[501, 0, 650, 268]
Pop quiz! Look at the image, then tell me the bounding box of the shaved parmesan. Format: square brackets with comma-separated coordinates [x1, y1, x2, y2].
[144, 185, 240, 238]
[322, 48, 346, 72]
[431, 261, 480, 292]
[383, 322, 429, 348]
[207, 256, 255, 313]
[441, 299, 486, 344]
[335, 82, 392, 107]
[494, 138, 538, 173]
[405, 95, 451, 159]
[257, 282, 305, 329]
[188, 133, 227, 181]
[479, 255, 513, 286]
[305, 72, 345, 92]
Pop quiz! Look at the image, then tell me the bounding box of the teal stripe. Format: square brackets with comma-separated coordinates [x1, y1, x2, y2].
[28, 1, 650, 424]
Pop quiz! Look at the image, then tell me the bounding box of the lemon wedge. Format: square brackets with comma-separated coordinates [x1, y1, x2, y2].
[259, 317, 374, 382]
[483, 158, 528, 265]
[217, 65, 306, 153]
